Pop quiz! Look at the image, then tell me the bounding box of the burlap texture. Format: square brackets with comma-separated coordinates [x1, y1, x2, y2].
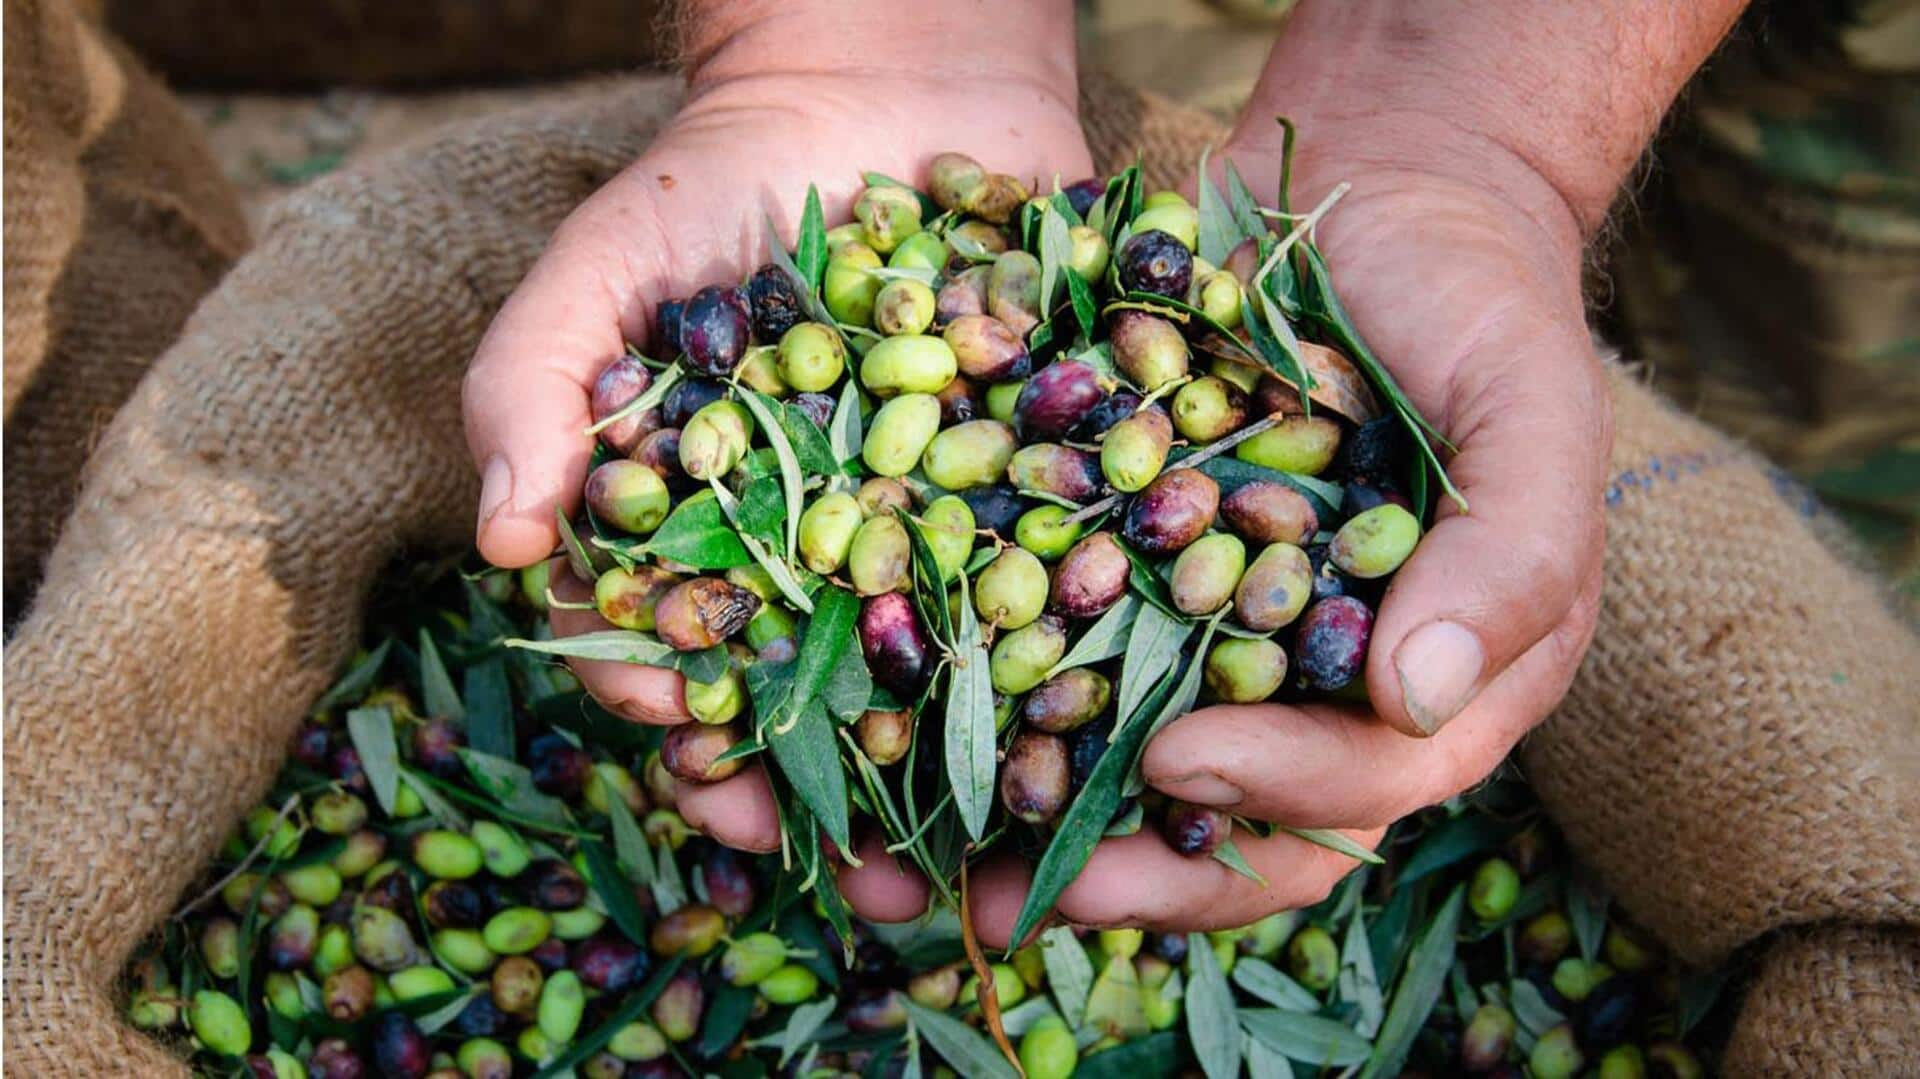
[4, 71, 1916, 1072]
[2, 0, 251, 620]
[1722, 923, 1920, 1074]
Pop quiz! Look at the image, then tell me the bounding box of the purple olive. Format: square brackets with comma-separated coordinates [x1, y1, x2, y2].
[632, 427, 685, 484]
[291, 723, 332, 769]
[308, 1039, 367, 1079]
[1332, 415, 1411, 484]
[934, 265, 991, 328]
[936, 374, 981, 426]
[590, 355, 658, 455]
[1163, 801, 1231, 856]
[1342, 480, 1412, 517]
[1021, 668, 1111, 733]
[572, 933, 650, 993]
[1116, 229, 1193, 298]
[1000, 731, 1071, 823]
[859, 592, 932, 697]
[1221, 481, 1318, 545]
[660, 723, 746, 784]
[1067, 717, 1114, 794]
[1294, 596, 1373, 691]
[526, 859, 587, 910]
[790, 391, 836, 430]
[1121, 469, 1220, 556]
[746, 263, 804, 342]
[451, 994, 507, 1038]
[1050, 532, 1131, 618]
[1013, 360, 1105, 441]
[660, 377, 727, 429]
[654, 577, 761, 652]
[1305, 542, 1351, 602]
[371, 1011, 431, 1078]
[529, 733, 594, 800]
[679, 285, 752, 376]
[1008, 443, 1103, 503]
[700, 846, 757, 918]
[409, 719, 465, 779]
[528, 936, 571, 973]
[957, 484, 1030, 542]
[1062, 177, 1105, 217]
[330, 745, 369, 794]
[1079, 390, 1147, 439]
[944, 314, 1032, 382]
[655, 297, 686, 356]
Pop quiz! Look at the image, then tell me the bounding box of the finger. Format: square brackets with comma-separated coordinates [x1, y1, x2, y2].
[675, 765, 780, 854]
[548, 561, 690, 724]
[1365, 322, 1609, 738]
[1146, 588, 1596, 827]
[965, 854, 1040, 951]
[464, 209, 657, 569]
[837, 831, 932, 924]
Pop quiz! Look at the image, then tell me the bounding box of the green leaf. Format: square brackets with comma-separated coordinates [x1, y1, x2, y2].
[1195, 145, 1242, 266]
[797, 184, 828, 291]
[1567, 875, 1609, 963]
[1073, 1032, 1182, 1079]
[1223, 158, 1270, 244]
[651, 841, 688, 914]
[736, 388, 807, 564]
[1244, 268, 1313, 403]
[1211, 838, 1268, 884]
[554, 510, 607, 588]
[345, 706, 401, 815]
[900, 1001, 1018, 1079]
[1186, 930, 1243, 1079]
[1114, 602, 1188, 736]
[1232, 957, 1319, 1012]
[768, 698, 852, 854]
[1397, 812, 1511, 885]
[823, 643, 875, 720]
[709, 479, 816, 614]
[945, 573, 996, 841]
[643, 495, 752, 569]
[530, 956, 684, 1078]
[1045, 593, 1140, 679]
[1239, 1010, 1372, 1067]
[316, 640, 391, 712]
[779, 402, 840, 475]
[1507, 977, 1566, 1038]
[780, 997, 839, 1067]
[781, 586, 860, 732]
[897, 511, 954, 649]
[504, 631, 728, 684]
[1360, 885, 1464, 1079]
[458, 749, 571, 828]
[1065, 267, 1099, 339]
[1038, 203, 1075, 312]
[400, 769, 470, 830]
[1273, 117, 1298, 216]
[829, 377, 865, 468]
[1675, 965, 1732, 1037]
[417, 629, 464, 723]
[461, 656, 513, 759]
[1283, 827, 1386, 866]
[411, 987, 481, 1034]
[1341, 905, 1386, 1037]
[1039, 926, 1094, 1030]
[699, 984, 756, 1058]
[581, 840, 649, 946]
[605, 782, 652, 884]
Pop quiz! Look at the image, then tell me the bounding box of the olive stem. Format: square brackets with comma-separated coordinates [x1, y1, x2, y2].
[171, 794, 302, 921]
[542, 590, 598, 612]
[1250, 182, 1350, 291]
[1057, 413, 1281, 527]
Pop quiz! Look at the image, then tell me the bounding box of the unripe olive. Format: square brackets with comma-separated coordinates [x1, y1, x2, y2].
[860, 335, 957, 398]
[654, 577, 760, 651]
[1646, 1042, 1703, 1079]
[943, 314, 1031, 383]
[200, 916, 242, 979]
[1067, 225, 1110, 283]
[1022, 668, 1111, 733]
[1530, 1024, 1584, 1079]
[890, 230, 948, 272]
[927, 152, 987, 212]
[550, 906, 607, 941]
[1122, 468, 1219, 557]
[1011, 505, 1081, 562]
[856, 708, 914, 766]
[735, 345, 789, 397]
[861, 393, 942, 477]
[332, 831, 387, 880]
[1235, 415, 1343, 475]
[1551, 958, 1612, 1003]
[538, 969, 587, 1046]
[678, 399, 755, 481]
[990, 615, 1069, 694]
[987, 251, 1043, 335]
[189, 989, 251, 1057]
[1330, 503, 1420, 579]
[960, 962, 1028, 1009]
[719, 931, 787, 986]
[413, 829, 485, 880]
[1049, 532, 1131, 618]
[684, 659, 748, 725]
[935, 265, 991, 327]
[1210, 355, 1262, 393]
[518, 560, 552, 613]
[1008, 443, 1102, 503]
[310, 790, 368, 835]
[796, 492, 863, 575]
[848, 514, 913, 595]
[1234, 542, 1313, 631]
[1102, 408, 1174, 492]
[874, 278, 937, 336]
[281, 863, 343, 908]
[823, 244, 883, 326]
[854, 185, 922, 254]
[608, 1020, 669, 1062]
[1286, 926, 1339, 991]
[1221, 481, 1318, 545]
[1000, 731, 1071, 824]
[1171, 376, 1249, 444]
[660, 722, 745, 784]
[645, 808, 696, 849]
[482, 907, 552, 956]
[975, 547, 1049, 629]
[745, 602, 798, 661]
[471, 820, 531, 879]
[1519, 910, 1575, 964]
[1203, 637, 1287, 703]
[352, 904, 419, 971]
[430, 928, 496, 975]
[1599, 1046, 1648, 1079]
[776, 322, 847, 393]
[908, 966, 962, 1010]
[1195, 270, 1244, 329]
[922, 419, 1017, 490]
[1110, 310, 1189, 392]
[758, 964, 821, 1006]
[984, 379, 1024, 425]
[1605, 925, 1659, 974]
[388, 965, 456, 1004]
[1019, 1014, 1078, 1079]
[1461, 1003, 1518, 1071]
[922, 495, 976, 582]
[1469, 857, 1522, 921]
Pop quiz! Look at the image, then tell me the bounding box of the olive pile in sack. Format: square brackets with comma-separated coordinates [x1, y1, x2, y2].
[541, 146, 1464, 938]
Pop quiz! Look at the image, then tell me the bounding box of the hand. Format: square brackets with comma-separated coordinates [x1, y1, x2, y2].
[969, 132, 1610, 945]
[464, 3, 1090, 921]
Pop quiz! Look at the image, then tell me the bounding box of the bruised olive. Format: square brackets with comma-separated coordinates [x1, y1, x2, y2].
[988, 250, 1043, 336]
[650, 904, 726, 958]
[975, 548, 1049, 630]
[922, 419, 1017, 490]
[856, 476, 913, 518]
[678, 399, 755, 481]
[990, 615, 1069, 694]
[854, 184, 922, 254]
[632, 428, 684, 485]
[323, 965, 375, 1022]
[1330, 503, 1420, 579]
[1252, 372, 1307, 418]
[1170, 533, 1246, 615]
[1171, 376, 1248, 444]
[1334, 415, 1412, 484]
[1067, 224, 1110, 282]
[958, 484, 1029, 541]
[1294, 596, 1373, 691]
[1080, 390, 1146, 438]
[845, 990, 910, 1033]
[936, 373, 980, 425]
[660, 722, 745, 784]
[746, 263, 804, 342]
[1287, 925, 1339, 991]
[1000, 731, 1071, 824]
[965, 173, 1028, 225]
[798, 492, 863, 574]
[490, 956, 544, 1017]
[1235, 415, 1343, 475]
[856, 709, 914, 765]
[653, 577, 760, 651]
[660, 377, 725, 429]
[1203, 637, 1287, 703]
[679, 285, 752, 377]
[1163, 800, 1231, 855]
[1221, 481, 1318, 545]
[1102, 408, 1173, 492]
[874, 279, 937, 336]
[529, 732, 594, 800]
[790, 391, 835, 430]
[823, 243, 883, 326]
[352, 904, 419, 971]
[1013, 360, 1105, 441]
[1122, 468, 1220, 556]
[586, 460, 670, 535]
[928, 152, 986, 211]
[1008, 443, 1102, 502]
[935, 265, 990, 327]
[1050, 532, 1131, 617]
[861, 393, 942, 477]
[1234, 542, 1313, 631]
[1022, 668, 1111, 733]
[1461, 1003, 1518, 1072]
[201, 916, 242, 978]
[1110, 310, 1189, 392]
[776, 322, 846, 393]
[1116, 230, 1193, 298]
[860, 592, 933, 696]
[735, 344, 788, 397]
[943, 314, 1031, 383]
[922, 495, 976, 582]
[848, 514, 913, 595]
[1015, 505, 1085, 561]
[590, 356, 657, 455]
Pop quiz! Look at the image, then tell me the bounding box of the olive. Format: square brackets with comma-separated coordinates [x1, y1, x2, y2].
[921, 495, 977, 582]
[700, 846, 757, 919]
[1079, 390, 1146, 438]
[1121, 468, 1220, 556]
[1101, 408, 1174, 492]
[1234, 542, 1313, 631]
[1529, 1024, 1584, 1079]
[861, 393, 942, 477]
[1235, 415, 1343, 475]
[1220, 481, 1318, 545]
[1171, 375, 1249, 444]
[660, 377, 726, 429]
[975, 547, 1049, 630]
[990, 615, 1069, 694]
[847, 514, 913, 595]
[1194, 270, 1244, 330]
[1015, 504, 1084, 561]
[659, 722, 745, 784]
[1049, 532, 1131, 618]
[1000, 731, 1071, 823]
[935, 372, 980, 425]
[1131, 199, 1199, 251]
[1341, 479, 1413, 517]
[1012, 360, 1105, 441]
[1294, 596, 1373, 691]
[1170, 533, 1246, 615]
[590, 355, 657, 455]
[798, 492, 863, 574]
[890, 230, 948, 273]
[1305, 542, 1352, 602]
[1203, 637, 1287, 703]
[854, 184, 922, 254]
[934, 265, 991, 328]
[859, 592, 933, 696]
[1008, 443, 1103, 503]
[943, 314, 1032, 382]
[1110, 310, 1189, 392]
[1597, 1046, 1648, 1079]
[856, 708, 914, 765]
[735, 344, 789, 397]
[591, 565, 677, 631]
[1461, 1003, 1518, 1072]
[679, 285, 752, 377]
[1062, 176, 1105, 216]
[1116, 229, 1193, 298]
[927, 151, 987, 212]
[776, 322, 847, 393]
[1579, 978, 1640, 1050]
[585, 459, 670, 535]
[957, 484, 1030, 541]
[1019, 1014, 1079, 1079]
[874, 279, 937, 336]
[1332, 415, 1411, 484]
[1066, 224, 1110, 283]
[1022, 668, 1111, 733]
[855, 476, 913, 518]
[653, 577, 760, 651]
[987, 251, 1044, 335]
[632, 427, 684, 485]
[967, 173, 1029, 225]
[678, 399, 755, 481]
[1330, 503, 1420, 578]
[1519, 911, 1574, 965]
[1469, 858, 1522, 921]
[1287, 925, 1339, 991]
[823, 243, 883, 326]
[921, 419, 1017, 490]
[655, 297, 686, 353]
[744, 263, 804, 342]
[490, 955, 544, 1017]
[683, 655, 748, 725]
[984, 378, 1024, 424]
[1162, 800, 1232, 855]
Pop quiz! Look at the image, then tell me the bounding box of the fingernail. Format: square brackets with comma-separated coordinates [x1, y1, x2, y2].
[1393, 620, 1484, 735]
[477, 455, 514, 529]
[1164, 772, 1244, 808]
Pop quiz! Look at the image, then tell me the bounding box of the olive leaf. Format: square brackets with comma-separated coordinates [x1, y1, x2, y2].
[897, 510, 956, 651]
[1064, 267, 1099, 339]
[1566, 874, 1610, 963]
[1211, 839, 1268, 885]
[1038, 926, 1094, 1030]
[316, 639, 392, 711]
[944, 571, 997, 842]
[1044, 593, 1141, 679]
[1224, 157, 1270, 245]
[1232, 957, 1320, 1012]
[1073, 1033, 1182, 1079]
[1195, 145, 1244, 267]
[822, 642, 874, 720]
[604, 782, 652, 884]
[642, 495, 752, 570]
[796, 183, 828, 291]
[762, 689, 853, 861]
[345, 705, 401, 815]
[458, 749, 572, 829]
[555, 510, 612, 585]
[580, 840, 649, 947]
[783, 586, 860, 733]
[778, 997, 839, 1068]
[735, 388, 806, 564]
[1239, 1010, 1372, 1067]
[1186, 930, 1243, 1079]
[417, 629, 465, 723]
[708, 479, 815, 614]
[503, 631, 729, 684]
[1360, 885, 1464, 1079]
[774, 397, 840, 475]
[1283, 827, 1387, 866]
[1244, 268, 1314, 410]
[828, 378, 865, 469]
[763, 212, 842, 334]
[1113, 601, 1187, 736]
[1038, 203, 1075, 313]
[1342, 905, 1387, 1038]
[901, 1000, 1019, 1079]
[1397, 812, 1511, 884]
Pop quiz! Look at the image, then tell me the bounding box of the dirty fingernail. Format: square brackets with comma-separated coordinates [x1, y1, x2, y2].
[1162, 772, 1244, 808]
[1393, 620, 1484, 735]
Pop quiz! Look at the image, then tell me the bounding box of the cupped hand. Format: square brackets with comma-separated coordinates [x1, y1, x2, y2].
[465, 66, 1091, 917]
[969, 136, 1610, 946]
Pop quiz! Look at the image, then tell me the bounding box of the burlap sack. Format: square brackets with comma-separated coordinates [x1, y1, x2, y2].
[4, 71, 1915, 1073]
[2, 0, 250, 620]
[104, 0, 662, 88]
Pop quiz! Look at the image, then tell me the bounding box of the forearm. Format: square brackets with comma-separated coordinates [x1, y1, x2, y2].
[1238, 1, 1747, 243]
